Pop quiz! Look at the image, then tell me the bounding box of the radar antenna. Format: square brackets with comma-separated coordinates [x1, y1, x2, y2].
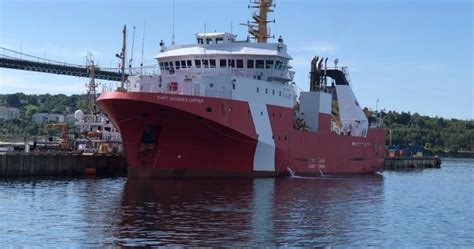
[244, 0, 275, 43]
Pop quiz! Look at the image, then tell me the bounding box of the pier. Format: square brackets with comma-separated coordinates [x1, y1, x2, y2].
[384, 156, 442, 170]
[0, 152, 127, 177]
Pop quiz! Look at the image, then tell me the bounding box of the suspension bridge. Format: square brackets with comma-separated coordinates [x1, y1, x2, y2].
[0, 47, 129, 82]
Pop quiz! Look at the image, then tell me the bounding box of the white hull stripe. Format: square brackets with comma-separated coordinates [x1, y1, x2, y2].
[249, 102, 275, 171]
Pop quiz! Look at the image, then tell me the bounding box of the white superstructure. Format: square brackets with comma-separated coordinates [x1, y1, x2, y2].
[124, 0, 368, 141]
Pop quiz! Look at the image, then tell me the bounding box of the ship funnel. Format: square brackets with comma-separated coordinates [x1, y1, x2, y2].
[310, 56, 319, 91]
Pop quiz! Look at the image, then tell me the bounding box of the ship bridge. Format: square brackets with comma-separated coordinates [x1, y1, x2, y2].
[155, 32, 293, 83]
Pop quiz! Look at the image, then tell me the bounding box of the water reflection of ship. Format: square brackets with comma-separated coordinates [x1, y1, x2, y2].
[271, 175, 384, 246]
[117, 175, 383, 246]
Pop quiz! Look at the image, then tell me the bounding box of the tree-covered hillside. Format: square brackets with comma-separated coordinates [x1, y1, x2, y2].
[0, 93, 89, 139]
[378, 111, 473, 154]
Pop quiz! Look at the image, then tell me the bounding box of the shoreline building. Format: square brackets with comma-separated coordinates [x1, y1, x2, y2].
[0, 107, 20, 120]
[32, 113, 65, 123]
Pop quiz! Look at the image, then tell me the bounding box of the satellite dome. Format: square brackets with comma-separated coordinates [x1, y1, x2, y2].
[74, 110, 84, 121]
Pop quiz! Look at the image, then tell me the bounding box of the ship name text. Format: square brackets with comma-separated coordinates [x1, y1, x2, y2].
[157, 96, 205, 103]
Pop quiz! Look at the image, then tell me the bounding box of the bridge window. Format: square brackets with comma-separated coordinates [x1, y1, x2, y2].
[195, 60, 201, 68]
[175, 61, 180, 70]
[237, 59, 243, 68]
[272, 89, 275, 95]
[197, 38, 204, 44]
[256, 60, 264, 69]
[181, 60, 187, 68]
[206, 38, 212, 44]
[266, 60, 274, 69]
[220, 59, 227, 68]
[275, 60, 281, 69]
[210, 59, 216, 68]
[228, 59, 235, 68]
[203, 59, 209, 68]
[216, 37, 224, 44]
[169, 61, 174, 70]
[247, 59, 254, 68]
[187, 60, 192, 68]
[159, 62, 164, 70]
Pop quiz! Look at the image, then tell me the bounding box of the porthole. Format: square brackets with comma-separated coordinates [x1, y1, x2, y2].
[209, 83, 214, 88]
[206, 107, 213, 112]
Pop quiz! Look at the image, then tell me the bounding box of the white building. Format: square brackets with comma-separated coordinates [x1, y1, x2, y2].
[32, 113, 65, 123]
[0, 107, 20, 120]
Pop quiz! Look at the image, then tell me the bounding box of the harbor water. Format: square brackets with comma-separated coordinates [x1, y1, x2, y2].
[0, 158, 472, 247]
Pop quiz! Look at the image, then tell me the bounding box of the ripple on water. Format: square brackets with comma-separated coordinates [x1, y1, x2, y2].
[0, 158, 472, 247]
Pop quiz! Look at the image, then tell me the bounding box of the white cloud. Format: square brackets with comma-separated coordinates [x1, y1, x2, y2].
[288, 41, 339, 69]
[290, 41, 338, 54]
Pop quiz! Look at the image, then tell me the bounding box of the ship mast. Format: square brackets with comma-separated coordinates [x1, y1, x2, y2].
[86, 54, 98, 115]
[247, 0, 274, 43]
[116, 25, 127, 90]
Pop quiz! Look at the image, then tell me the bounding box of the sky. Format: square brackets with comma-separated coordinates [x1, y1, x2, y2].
[0, 0, 472, 120]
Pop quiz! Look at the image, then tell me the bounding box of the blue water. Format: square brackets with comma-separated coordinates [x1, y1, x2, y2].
[0, 158, 472, 247]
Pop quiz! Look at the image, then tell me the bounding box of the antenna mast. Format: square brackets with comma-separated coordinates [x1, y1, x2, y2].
[246, 0, 274, 43]
[172, 0, 176, 45]
[140, 22, 146, 75]
[129, 26, 136, 74]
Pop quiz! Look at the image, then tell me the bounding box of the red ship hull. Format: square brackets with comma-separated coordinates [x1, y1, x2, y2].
[97, 91, 385, 178]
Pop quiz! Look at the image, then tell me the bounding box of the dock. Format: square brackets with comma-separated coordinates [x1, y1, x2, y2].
[384, 156, 441, 170]
[0, 152, 127, 177]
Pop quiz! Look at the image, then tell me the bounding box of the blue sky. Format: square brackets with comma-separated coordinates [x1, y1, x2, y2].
[0, 0, 472, 119]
